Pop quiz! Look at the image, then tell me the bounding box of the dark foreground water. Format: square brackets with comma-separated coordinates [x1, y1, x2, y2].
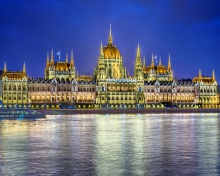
[1, 113, 220, 176]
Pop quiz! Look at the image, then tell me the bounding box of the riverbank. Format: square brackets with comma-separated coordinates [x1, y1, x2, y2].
[37, 108, 220, 115]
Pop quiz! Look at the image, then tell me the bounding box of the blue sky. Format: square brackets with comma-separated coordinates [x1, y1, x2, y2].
[0, 0, 220, 82]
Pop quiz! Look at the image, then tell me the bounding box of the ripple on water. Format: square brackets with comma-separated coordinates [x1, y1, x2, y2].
[0, 113, 220, 175]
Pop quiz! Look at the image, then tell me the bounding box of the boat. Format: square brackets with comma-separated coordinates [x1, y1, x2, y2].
[0, 109, 46, 120]
[161, 102, 178, 108]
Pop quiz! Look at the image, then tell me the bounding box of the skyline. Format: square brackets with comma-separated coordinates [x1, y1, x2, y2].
[1, 0, 220, 82]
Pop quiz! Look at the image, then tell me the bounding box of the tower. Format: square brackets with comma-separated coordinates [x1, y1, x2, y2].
[134, 44, 144, 80]
[70, 50, 76, 79]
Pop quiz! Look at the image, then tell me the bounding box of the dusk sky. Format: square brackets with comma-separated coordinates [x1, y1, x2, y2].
[1, 0, 220, 82]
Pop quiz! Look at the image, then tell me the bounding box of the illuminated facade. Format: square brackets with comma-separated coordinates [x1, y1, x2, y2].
[192, 69, 218, 107]
[0, 26, 219, 108]
[2, 63, 28, 106]
[45, 49, 76, 80]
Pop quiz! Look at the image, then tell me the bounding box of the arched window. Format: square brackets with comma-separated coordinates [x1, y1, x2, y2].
[18, 85, 21, 91]
[23, 85, 26, 91]
[13, 85, 16, 91]
[4, 85, 6, 91]
[101, 85, 105, 92]
[138, 86, 142, 92]
[9, 85, 12, 91]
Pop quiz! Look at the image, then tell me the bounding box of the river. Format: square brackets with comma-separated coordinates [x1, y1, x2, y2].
[0, 113, 220, 175]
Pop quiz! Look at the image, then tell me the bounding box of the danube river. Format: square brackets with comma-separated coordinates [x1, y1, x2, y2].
[1, 113, 220, 175]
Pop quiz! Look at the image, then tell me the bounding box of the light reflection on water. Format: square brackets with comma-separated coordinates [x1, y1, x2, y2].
[0, 113, 220, 175]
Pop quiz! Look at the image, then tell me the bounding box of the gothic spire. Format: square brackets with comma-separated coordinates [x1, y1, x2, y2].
[100, 41, 104, 56]
[23, 62, 26, 75]
[212, 69, 215, 80]
[108, 24, 113, 44]
[168, 53, 171, 70]
[143, 56, 147, 71]
[198, 69, 202, 77]
[136, 43, 140, 58]
[51, 48, 54, 66]
[151, 53, 154, 68]
[4, 62, 6, 72]
[159, 57, 162, 66]
[46, 52, 49, 67]
[70, 50, 74, 67]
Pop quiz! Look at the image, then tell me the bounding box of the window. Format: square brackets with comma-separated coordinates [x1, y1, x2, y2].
[101, 85, 105, 92]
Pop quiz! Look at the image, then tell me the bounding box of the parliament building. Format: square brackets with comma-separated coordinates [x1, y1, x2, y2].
[1, 26, 219, 109]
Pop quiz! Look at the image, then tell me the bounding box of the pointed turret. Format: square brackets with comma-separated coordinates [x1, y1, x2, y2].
[100, 41, 104, 57]
[46, 52, 49, 68]
[198, 69, 202, 77]
[108, 24, 113, 44]
[142, 56, 147, 71]
[4, 62, 6, 73]
[23, 62, 26, 76]
[134, 44, 143, 79]
[159, 57, 162, 66]
[51, 48, 54, 66]
[212, 69, 215, 80]
[70, 50, 74, 67]
[66, 53, 68, 63]
[135, 44, 142, 67]
[151, 53, 154, 68]
[168, 54, 171, 70]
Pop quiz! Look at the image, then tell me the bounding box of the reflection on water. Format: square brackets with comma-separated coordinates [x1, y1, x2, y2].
[0, 113, 220, 175]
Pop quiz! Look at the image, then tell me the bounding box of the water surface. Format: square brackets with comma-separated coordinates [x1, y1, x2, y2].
[0, 113, 220, 176]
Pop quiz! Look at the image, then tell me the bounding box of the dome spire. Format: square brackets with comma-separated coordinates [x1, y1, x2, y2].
[137, 43, 140, 58]
[108, 24, 113, 44]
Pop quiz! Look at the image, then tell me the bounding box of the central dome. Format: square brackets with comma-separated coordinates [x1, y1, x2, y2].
[103, 24, 121, 60]
[103, 44, 121, 59]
